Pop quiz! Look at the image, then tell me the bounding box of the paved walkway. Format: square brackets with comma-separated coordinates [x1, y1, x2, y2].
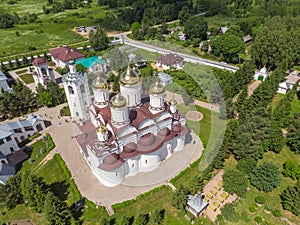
[165, 90, 220, 113]
[24, 103, 203, 207]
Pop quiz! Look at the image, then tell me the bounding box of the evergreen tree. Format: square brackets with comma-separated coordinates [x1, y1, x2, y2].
[189, 175, 204, 195]
[151, 209, 164, 224]
[287, 130, 300, 154]
[250, 162, 281, 192]
[223, 169, 248, 197]
[171, 185, 188, 211]
[281, 181, 300, 216]
[89, 26, 109, 50]
[134, 214, 147, 225]
[44, 192, 73, 225]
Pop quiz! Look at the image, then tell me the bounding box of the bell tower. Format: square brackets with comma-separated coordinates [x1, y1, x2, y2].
[62, 61, 91, 123]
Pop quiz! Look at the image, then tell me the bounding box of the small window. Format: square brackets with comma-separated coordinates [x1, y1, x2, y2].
[1, 160, 6, 164]
[10, 147, 14, 152]
[68, 86, 74, 95]
[6, 136, 11, 142]
[0, 139, 4, 145]
[76, 112, 79, 116]
[73, 102, 76, 107]
[132, 164, 134, 167]
[115, 172, 118, 176]
[145, 160, 147, 164]
[80, 84, 85, 93]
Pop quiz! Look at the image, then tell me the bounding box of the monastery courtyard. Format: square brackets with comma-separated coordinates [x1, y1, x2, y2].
[35, 101, 203, 208]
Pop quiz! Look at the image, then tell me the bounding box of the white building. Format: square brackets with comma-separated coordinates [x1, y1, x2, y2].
[156, 54, 184, 70]
[0, 114, 46, 155]
[277, 80, 298, 94]
[49, 45, 84, 68]
[0, 70, 12, 93]
[158, 72, 173, 87]
[32, 58, 56, 86]
[67, 64, 189, 187]
[62, 61, 92, 123]
[254, 67, 269, 81]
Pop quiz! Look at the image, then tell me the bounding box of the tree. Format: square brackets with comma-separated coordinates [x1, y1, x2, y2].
[151, 209, 164, 224]
[281, 181, 300, 216]
[211, 31, 245, 63]
[282, 160, 300, 181]
[251, 17, 299, 69]
[21, 172, 48, 213]
[237, 157, 257, 175]
[267, 125, 285, 153]
[134, 214, 147, 225]
[249, 162, 281, 192]
[287, 130, 300, 154]
[171, 185, 188, 211]
[0, 173, 23, 209]
[118, 215, 130, 225]
[221, 203, 240, 223]
[178, 6, 190, 25]
[89, 26, 109, 50]
[76, 63, 87, 73]
[184, 16, 208, 40]
[189, 175, 204, 195]
[223, 169, 248, 197]
[0, 12, 15, 28]
[131, 21, 141, 38]
[36, 81, 66, 107]
[44, 191, 73, 225]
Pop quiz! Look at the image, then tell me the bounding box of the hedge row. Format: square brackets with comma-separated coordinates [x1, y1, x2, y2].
[54, 153, 81, 200]
[111, 199, 136, 211]
[18, 132, 41, 147]
[136, 185, 167, 201]
[112, 185, 167, 210]
[45, 133, 55, 152]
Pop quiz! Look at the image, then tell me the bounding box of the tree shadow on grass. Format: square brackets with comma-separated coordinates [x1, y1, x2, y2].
[49, 181, 70, 201]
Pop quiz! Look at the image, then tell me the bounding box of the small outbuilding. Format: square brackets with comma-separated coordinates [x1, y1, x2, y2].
[243, 35, 252, 43]
[158, 72, 173, 87]
[156, 53, 184, 70]
[187, 192, 209, 217]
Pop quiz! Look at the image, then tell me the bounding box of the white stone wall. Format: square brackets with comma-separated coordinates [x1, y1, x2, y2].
[0, 136, 19, 155]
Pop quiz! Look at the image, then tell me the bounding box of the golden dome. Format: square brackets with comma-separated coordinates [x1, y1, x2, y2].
[92, 75, 108, 90]
[119, 65, 140, 86]
[96, 126, 107, 134]
[110, 93, 127, 108]
[149, 80, 165, 95]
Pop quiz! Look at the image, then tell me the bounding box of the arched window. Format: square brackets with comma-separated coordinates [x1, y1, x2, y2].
[80, 84, 85, 93]
[76, 112, 79, 116]
[68, 86, 74, 95]
[10, 147, 14, 152]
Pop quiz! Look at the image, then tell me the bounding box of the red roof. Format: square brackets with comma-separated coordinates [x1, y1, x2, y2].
[156, 53, 184, 66]
[49, 45, 84, 62]
[32, 57, 47, 66]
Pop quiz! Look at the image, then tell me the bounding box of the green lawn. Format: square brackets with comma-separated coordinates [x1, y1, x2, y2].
[17, 138, 48, 173]
[290, 94, 300, 115]
[112, 186, 213, 225]
[35, 157, 78, 206]
[19, 73, 34, 84]
[269, 93, 285, 112]
[0, 2, 119, 58]
[15, 69, 29, 75]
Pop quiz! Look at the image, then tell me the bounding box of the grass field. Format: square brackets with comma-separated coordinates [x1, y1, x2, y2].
[290, 94, 300, 115]
[17, 138, 48, 172]
[19, 73, 34, 84]
[0, 2, 121, 58]
[269, 93, 285, 112]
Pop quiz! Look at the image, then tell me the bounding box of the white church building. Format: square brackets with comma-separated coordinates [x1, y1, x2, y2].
[63, 64, 189, 187]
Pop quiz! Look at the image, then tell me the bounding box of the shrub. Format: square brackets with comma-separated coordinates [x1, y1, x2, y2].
[255, 216, 263, 223]
[40, 148, 45, 154]
[29, 158, 34, 164]
[272, 209, 282, 217]
[249, 206, 256, 213]
[265, 204, 271, 211]
[255, 196, 266, 205]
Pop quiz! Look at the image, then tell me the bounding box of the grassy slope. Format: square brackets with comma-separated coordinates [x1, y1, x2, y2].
[0, 1, 115, 57]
